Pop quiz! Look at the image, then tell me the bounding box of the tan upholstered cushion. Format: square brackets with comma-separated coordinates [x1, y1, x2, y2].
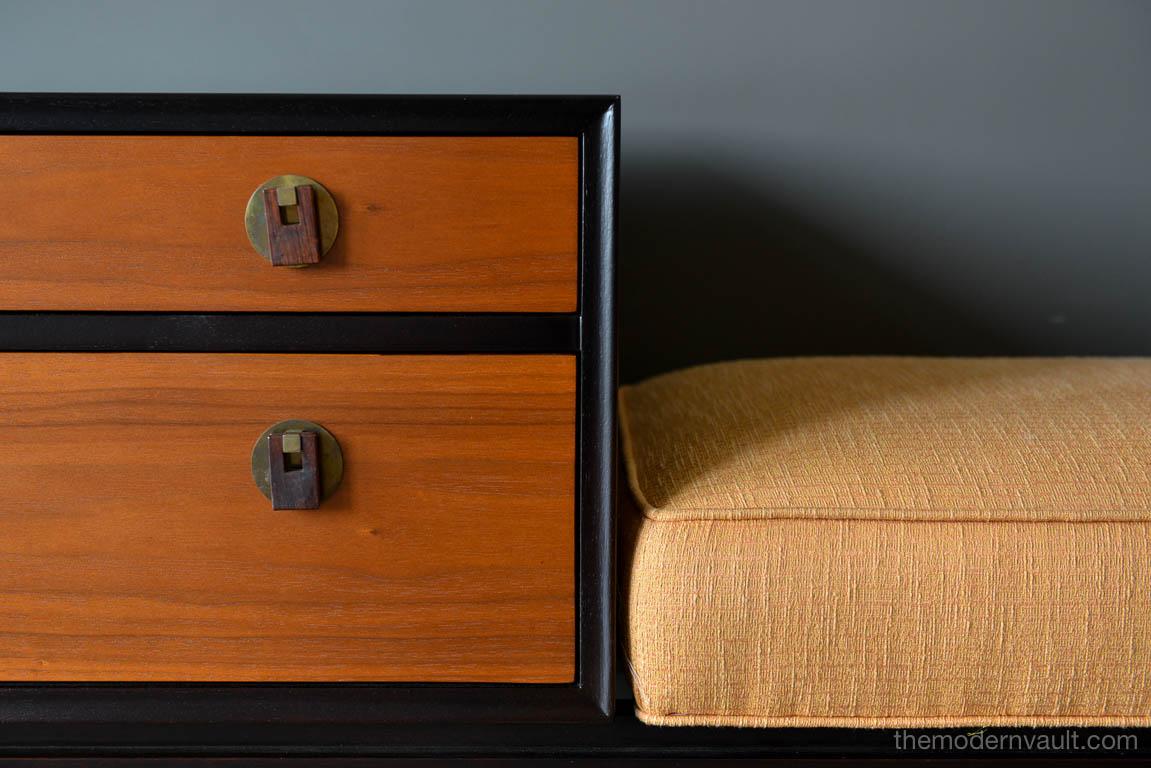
[621, 357, 1151, 727]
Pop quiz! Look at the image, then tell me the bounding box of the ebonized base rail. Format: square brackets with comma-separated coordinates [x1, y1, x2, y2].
[0, 710, 1146, 761]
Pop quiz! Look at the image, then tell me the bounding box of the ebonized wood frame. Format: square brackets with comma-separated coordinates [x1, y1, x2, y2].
[0, 94, 618, 733]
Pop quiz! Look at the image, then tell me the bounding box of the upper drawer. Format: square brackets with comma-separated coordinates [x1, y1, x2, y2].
[0, 136, 578, 312]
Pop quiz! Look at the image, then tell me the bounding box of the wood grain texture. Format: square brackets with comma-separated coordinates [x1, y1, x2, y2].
[0, 136, 577, 312]
[0, 354, 575, 682]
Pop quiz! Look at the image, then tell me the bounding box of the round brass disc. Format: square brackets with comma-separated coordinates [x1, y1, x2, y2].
[251, 419, 344, 503]
[244, 175, 339, 265]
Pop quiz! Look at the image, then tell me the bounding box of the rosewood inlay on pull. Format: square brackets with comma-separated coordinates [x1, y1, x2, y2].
[263, 185, 321, 266]
[267, 430, 321, 509]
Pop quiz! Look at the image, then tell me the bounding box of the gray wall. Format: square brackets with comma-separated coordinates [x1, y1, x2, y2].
[3, 0, 1148, 382]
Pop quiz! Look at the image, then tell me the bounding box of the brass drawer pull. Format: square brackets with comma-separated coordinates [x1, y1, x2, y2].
[251, 419, 344, 509]
[244, 175, 339, 267]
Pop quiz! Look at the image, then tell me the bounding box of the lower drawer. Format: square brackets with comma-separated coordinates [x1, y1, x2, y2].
[0, 353, 575, 683]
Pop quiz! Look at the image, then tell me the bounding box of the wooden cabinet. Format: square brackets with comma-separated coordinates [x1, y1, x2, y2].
[0, 94, 615, 736]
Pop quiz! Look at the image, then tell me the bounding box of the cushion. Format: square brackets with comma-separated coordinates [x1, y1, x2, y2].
[621, 357, 1151, 727]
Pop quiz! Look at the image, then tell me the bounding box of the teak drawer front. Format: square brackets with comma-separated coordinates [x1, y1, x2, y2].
[0, 136, 577, 312]
[0, 353, 576, 683]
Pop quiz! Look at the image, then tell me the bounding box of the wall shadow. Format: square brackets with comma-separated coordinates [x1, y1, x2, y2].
[619, 155, 1010, 384]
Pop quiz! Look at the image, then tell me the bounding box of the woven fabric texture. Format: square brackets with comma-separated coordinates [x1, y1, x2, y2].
[621, 357, 1151, 522]
[620, 357, 1151, 727]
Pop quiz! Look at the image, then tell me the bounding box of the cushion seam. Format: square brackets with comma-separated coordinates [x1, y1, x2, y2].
[633, 509, 1151, 524]
[637, 706, 1151, 719]
[635, 704, 1151, 726]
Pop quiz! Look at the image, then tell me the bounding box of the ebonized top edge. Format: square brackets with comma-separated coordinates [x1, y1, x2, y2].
[0, 93, 620, 135]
